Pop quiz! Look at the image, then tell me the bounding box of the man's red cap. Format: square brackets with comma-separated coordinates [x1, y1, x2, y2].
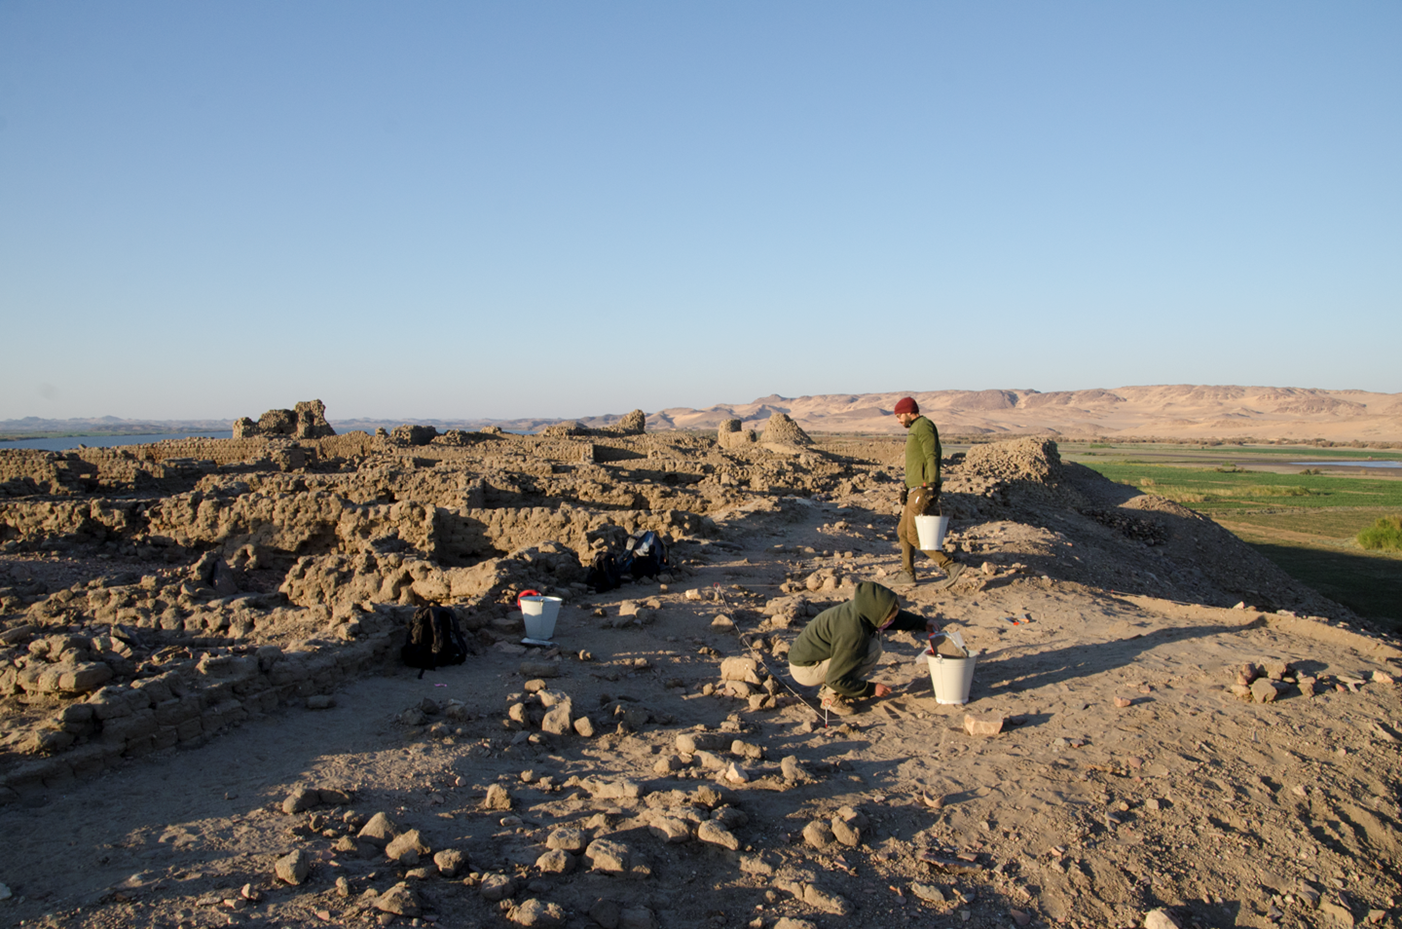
[894, 397, 919, 415]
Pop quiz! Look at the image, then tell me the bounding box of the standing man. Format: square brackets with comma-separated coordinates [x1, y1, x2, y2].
[892, 396, 965, 589]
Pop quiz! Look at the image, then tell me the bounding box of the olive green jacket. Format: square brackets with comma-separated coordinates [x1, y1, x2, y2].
[788, 582, 927, 697]
[904, 415, 942, 489]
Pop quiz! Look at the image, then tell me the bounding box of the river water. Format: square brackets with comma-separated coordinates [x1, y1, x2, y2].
[0, 432, 234, 452]
[1291, 460, 1402, 470]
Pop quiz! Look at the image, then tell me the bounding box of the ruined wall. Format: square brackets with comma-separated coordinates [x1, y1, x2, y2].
[717, 419, 758, 450]
[0, 628, 396, 803]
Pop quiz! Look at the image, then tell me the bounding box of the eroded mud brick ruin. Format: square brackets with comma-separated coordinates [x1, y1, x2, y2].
[0, 401, 1350, 799]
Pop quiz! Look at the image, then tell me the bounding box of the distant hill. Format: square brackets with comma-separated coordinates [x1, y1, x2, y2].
[5, 385, 1399, 444]
[645, 386, 1402, 443]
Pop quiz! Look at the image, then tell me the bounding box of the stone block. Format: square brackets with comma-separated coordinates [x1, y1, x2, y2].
[153, 726, 180, 750]
[963, 714, 1005, 737]
[674, 731, 730, 754]
[585, 839, 630, 873]
[59, 662, 114, 694]
[100, 709, 157, 745]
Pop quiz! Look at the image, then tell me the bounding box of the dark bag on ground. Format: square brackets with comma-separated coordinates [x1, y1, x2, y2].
[586, 550, 624, 592]
[401, 605, 469, 678]
[620, 530, 669, 580]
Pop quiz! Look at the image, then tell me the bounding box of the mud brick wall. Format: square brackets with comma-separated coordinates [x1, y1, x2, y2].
[0, 630, 397, 804]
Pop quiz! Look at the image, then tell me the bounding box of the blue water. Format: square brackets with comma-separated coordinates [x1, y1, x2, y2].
[1292, 460, 1402, 470]
[0, 432, 233, 452]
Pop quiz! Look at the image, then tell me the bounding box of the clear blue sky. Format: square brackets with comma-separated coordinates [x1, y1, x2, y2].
[2, 2, 1398, 422]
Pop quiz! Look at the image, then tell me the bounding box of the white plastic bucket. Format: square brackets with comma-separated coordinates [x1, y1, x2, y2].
[519, 595, 562, 640]
[926, 630, 977, 704]
[915, 514, 950, 550]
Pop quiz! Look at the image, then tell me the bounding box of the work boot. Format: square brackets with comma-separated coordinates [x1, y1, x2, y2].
[889, 571, 916, 588]
[818, 686, 856, 717]
[940, 562, 966, 589]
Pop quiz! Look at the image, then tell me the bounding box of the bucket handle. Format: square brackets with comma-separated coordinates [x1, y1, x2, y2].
[913, 485, 942, 516]
[518, 590, 540, 610]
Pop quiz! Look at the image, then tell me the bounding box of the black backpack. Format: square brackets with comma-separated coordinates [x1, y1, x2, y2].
[586, 550, 624, 592]
[621, 530, 668, 580]
[401, 605, 469, 678]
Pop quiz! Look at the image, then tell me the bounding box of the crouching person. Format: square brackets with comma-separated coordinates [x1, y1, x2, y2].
[787, 581, 936, 716]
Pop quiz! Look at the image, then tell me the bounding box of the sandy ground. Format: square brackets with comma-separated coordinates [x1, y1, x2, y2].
[2, 485, 1400, 929]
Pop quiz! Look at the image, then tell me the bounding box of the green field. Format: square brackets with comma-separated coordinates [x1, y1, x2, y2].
[1066, 444, 1402, 626]
[1078, 461, 1402, 511]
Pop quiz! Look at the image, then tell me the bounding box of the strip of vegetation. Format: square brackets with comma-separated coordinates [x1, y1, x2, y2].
[1359, 515, 1402, 552]
[1082, 462, 1402, 512]
[1081, 457, 1402, 625]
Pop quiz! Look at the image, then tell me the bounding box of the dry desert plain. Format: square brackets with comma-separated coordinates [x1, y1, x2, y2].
[0, 400, 1399, 929]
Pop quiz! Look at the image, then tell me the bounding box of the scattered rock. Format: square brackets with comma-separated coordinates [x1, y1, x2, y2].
[1251, 678, 1283, 703]
[1144, 908, 1182, 929]
[697, 820, 739, 850]
[385, 829, 430, 865]
[802, 883, 851, 915]
[739, 853, 776, 877]
[358, 812, 399, 847]
[676, 731, 730, 754]
[546, 827, 588, 854]
[803, 820, 835, 849]
[964, 714, 1005, 737]
[434, 848, 467, 877]
[780, 756, 808, 782]
[535, 848, 577, 873]
[649, 817, 693, 844]
[712, 805, 748, 829]
[508, 898, 566, 928]
[274, 849, 309, 885]
[831, 806, 868, 847]
[719, 657, 762, 684]
[1318, 902, 1355, 927]
[319, 787, 352, 806]
[540, 703, 573, 736]
[730, 739, 763, 760]
[282, 787, 319, 814]
[585, 839, 631, 873]
[582, 777, 642, 800]
[479, 873, 516, 901]
[372, 882, 420, 917]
